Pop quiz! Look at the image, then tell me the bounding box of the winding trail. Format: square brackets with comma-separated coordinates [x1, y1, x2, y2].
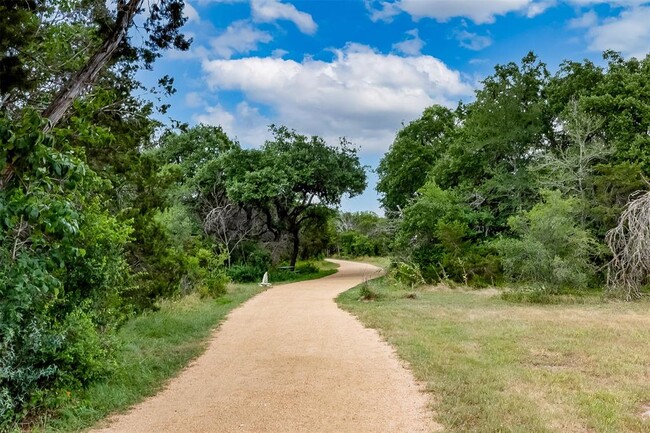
[91, 259, 435, 432]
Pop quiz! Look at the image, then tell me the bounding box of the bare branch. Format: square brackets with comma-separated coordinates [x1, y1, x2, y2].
[606, 190, 650, 300]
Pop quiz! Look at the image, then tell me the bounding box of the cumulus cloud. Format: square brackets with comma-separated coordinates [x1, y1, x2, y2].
[210, 20, 273, 58]
[198, 43, 473, 151]
[194, 104, 237, 131]
[251, 0, 317, 34]
[568, 10, 598, 28]
[185, 92, 205, 108]
[366, 0, 549, 24]
[454, 30, 493, 50]
[184, 1, 201, 22]
[566, 0, 649, 6]
[526, 0, 555, 17]
[195, 102, 272, 147]
[392, 29, 425, 56]
[585, 6, 650, 59]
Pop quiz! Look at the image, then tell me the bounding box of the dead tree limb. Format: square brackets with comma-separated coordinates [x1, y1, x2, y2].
[606, 190, 650, 300]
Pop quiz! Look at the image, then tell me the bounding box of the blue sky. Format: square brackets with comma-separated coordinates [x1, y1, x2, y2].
[140, 0, 650, 214]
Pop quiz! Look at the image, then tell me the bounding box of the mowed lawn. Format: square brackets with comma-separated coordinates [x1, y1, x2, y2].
[338, 278, 650, 433]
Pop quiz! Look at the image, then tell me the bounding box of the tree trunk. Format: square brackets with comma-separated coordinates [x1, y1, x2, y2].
[290, 230, 300, 269]
[0, 0, 143, 191]
[42, 0, 142, 130]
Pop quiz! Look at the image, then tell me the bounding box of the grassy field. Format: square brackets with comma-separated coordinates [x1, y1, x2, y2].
[35, 260, 336, 433]
[338, 278, 650, 433]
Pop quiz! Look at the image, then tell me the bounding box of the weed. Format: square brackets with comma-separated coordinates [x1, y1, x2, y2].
[358, 283, 381, 301]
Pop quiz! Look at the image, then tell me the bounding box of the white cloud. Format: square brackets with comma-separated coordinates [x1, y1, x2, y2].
[568, 10, 598, 28]
[251, 0, 317, 34]
[366, 0, 402, 22]
[586, 6, 650, 58]
[526, 0, 556, 17]
[366, 0, 545, 24]
[454, 30, 493, 50]
[195, 102, 272, 148]
[271, 48, 289, 58]
[185, 92, 205, 108]
[566, 0, 649, 6]
[184, 1, 201, 22]
[392, 29, 425, 56]
[199, 43, 473, 152]
[210, 20, 272, 58]
[197, 0, 245, 5]
[194, 104, 237, 131]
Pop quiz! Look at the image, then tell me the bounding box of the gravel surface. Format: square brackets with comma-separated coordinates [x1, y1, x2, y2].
[90, 259, 437, 433]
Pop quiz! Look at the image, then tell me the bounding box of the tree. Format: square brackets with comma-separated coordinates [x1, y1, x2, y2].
[425, 53, 553, 236]
[41, 0, 190, 128]
[1, 0, 191, 188]
[531, 100, 612, 227]
[335, 211, 393, 257]
[221, 126, 367, 267]
[377, 105, 458, 213]
[0, 0, 43, 95]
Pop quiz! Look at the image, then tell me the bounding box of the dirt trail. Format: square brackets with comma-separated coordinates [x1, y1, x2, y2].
[91, 259, 436, 433]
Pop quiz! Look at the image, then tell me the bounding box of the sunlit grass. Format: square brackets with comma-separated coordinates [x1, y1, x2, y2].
[338, 278, 650, 433]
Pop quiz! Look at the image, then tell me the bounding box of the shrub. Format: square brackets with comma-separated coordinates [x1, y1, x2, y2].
[358, 283, 381, 301]
[227, 264, 265, 283]
[388, 262, 426, 287]
[493, 190, 595, 289]
[0, 113, 129, 428]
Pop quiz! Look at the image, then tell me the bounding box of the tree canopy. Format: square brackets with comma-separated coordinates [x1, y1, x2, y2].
[378, 51, 650, 295]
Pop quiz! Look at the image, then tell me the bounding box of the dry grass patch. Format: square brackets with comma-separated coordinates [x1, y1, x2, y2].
[337, 278, 650, 433]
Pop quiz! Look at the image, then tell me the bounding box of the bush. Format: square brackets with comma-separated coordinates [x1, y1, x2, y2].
[388, 262, 426, 287]
[227, 264, 265, 283]
[358, 283, 381, 301]
[493, 190, 595, 289]
[188, 249, 229, 298]
[338, 231, 377, 257]
[0, 113, 129, 428]
[501, 286, 592, 304]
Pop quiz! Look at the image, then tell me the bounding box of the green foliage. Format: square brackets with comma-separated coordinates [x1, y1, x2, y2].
[358, 283, 381, 301]
[493, 191, 595, 289]
[43, 286, 264, 433]
[500, 287, 593, 304]
[335, 211, 392, 257]
[395, 180, 497, 284]
[184, 248, 229, 298]
[380, 51, 650, 295]
[338, 231, 376, 257]
[0, 0, 42, 94]
[388, 262, 426, 287]
[218, 126, 367, 267]
[377, 105, 458, 212]
[0, 111, 131, 428]
[226, 264, 264, 283]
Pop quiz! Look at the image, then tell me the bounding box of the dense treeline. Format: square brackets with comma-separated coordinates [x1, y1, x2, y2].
[0, 1, 365, 428]
[378, 51, 650, 298]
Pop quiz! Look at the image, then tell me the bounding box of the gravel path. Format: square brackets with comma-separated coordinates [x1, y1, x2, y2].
[91, 259, 436, 432]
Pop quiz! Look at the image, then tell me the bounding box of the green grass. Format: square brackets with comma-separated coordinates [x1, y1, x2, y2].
[269, 259, 339, 283]
[337, 278, 650, 433]
[31, 284, 262, 432]
[33, 261, 338, 433]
